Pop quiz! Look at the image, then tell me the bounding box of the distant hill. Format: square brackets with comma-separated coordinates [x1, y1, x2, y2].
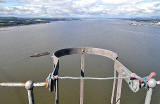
[0, 17, 80, 27]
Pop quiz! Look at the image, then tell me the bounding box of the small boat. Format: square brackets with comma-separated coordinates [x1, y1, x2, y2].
[30, 52, 50, 57]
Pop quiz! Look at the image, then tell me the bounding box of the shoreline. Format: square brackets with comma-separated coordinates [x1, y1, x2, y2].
[0, 22, 51, 31]
[130, 21, 160, 26]
[0, 20, 80, 31]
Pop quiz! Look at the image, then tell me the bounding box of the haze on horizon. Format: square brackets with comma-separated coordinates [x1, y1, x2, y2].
[0, 0, 160, 18]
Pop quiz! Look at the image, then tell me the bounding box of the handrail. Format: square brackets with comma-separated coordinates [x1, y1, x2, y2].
[0, 47, 159, 104]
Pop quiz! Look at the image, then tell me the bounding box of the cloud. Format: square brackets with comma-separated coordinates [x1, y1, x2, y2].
[0, 0, 4, 2]
[0, 0, 160, 17]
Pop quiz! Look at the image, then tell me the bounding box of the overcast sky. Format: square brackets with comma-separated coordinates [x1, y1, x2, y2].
[0, 0, 160, 18]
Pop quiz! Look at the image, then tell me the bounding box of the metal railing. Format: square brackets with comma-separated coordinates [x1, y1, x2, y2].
[0, 47, 160, 104]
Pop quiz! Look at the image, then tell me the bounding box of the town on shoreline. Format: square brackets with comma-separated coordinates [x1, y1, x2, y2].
[128, 18, 160, 26]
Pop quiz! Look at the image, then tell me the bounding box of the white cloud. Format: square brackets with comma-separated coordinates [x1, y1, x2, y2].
[0, 0, 160, 17]
[73, 0, 97, 7]
[102, 0, 131, 4]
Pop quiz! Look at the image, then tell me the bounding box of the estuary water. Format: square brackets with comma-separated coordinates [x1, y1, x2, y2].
[0, 19, 160, 104]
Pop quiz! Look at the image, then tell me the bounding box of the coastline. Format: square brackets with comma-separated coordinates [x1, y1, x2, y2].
[0, 19, 81, 31]
[0, 22, 51, 31]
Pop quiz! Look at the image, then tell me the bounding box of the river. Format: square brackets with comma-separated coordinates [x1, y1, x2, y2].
[0, 19, 160, 104]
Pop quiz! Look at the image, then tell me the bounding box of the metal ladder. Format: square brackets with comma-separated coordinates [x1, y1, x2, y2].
[0, 47, 160, 104]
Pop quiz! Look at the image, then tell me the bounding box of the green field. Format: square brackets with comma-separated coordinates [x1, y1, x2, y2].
[0, 19, 49, 27]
